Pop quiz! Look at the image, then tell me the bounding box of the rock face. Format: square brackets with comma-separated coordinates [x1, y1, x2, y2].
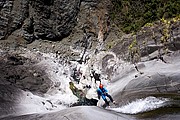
[0, 0, 81, 41]
[0, 52, 52, 94]
[112, 51, 180, 106]
[118, 72, 180, 105]
[111, 20, 180, 63]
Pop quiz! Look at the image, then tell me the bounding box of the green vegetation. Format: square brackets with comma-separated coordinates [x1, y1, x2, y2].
[106, 40, 116, 49]
[110, 0, 180, 33]
[128, 36, 140, 63]
[160, 18, 170, 53]
[159, 16, 179, 55]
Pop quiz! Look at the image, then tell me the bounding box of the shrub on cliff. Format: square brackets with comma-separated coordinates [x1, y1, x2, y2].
[110, 0, 180, 33]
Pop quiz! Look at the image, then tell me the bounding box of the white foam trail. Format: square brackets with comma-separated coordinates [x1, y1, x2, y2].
[110, 96, 169, 114]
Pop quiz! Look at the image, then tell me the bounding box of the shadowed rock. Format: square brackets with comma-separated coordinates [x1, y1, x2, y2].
[0, 53, 52, 94]
[0, 0, 81, 41]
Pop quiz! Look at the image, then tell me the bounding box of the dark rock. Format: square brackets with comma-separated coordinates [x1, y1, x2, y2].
[29, 0, 81, 41]
[71, 98, 98, 106]
[0, 53, 52, 94]
[0, 84, 24, 117]
[0, 0, 81, 41]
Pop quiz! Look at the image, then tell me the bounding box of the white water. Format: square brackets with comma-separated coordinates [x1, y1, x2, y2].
[109, 96, 169, 114]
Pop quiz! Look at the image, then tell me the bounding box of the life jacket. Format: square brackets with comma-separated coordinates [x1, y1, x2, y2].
[97, 87, 108, 96]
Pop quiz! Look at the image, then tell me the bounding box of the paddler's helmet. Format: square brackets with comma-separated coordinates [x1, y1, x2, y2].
[99, 84, 103, 89]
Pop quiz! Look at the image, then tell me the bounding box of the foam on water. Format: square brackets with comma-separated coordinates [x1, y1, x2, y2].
[110, 96, 169, 114]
